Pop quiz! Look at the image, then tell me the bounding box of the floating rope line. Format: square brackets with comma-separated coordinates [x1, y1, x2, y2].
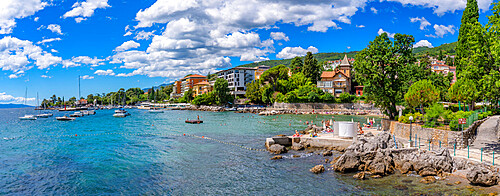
[4, 130, 268, 152]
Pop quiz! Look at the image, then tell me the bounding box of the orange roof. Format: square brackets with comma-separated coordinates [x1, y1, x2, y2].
[321, 71, 335, 78]
[184, 74, 206, 79]
[194, 81, 210, 85]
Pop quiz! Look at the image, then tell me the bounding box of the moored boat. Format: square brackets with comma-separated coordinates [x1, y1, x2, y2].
[19, 115, 37, 120]
[35, 113, 53, 118]
[56, 116, 75, 121]
[69, 112, 83, 117]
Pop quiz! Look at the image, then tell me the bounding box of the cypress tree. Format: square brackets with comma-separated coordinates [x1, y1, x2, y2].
[302, 52, 320, 84]
[456, 0, 480, 73]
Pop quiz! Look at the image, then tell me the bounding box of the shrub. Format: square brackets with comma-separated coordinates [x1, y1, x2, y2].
[398, 112, 423, 123]
[423, 103, 447, 127]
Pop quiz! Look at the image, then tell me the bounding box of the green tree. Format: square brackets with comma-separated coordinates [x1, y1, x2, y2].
[427, 72, 454, 101]
[448, 78, 479, 110]
[245, 80, 263, 103]
[487, 2, 500, 71]
[480, 70, 500, 108]
[438, 50, 444, 60]
[192, 92, 216, 105]
[214, 78, 232, 105]
[456, 0, 493, 80]
[260, 64, 289, 91]
[182, 88, 194, 103]
[290, 56, 304, 73]
[353, 33, 416, 120]
[404, 80, 440, 113]
[302, 52, 321, 84]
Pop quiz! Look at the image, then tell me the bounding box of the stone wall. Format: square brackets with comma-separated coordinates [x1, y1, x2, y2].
[381, 118, 489, 149]
[270, 103, 382, 115]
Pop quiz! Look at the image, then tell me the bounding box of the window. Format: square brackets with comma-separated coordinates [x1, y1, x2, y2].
[335, 89, 343, 94]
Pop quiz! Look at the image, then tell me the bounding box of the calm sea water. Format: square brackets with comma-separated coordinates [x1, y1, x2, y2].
[0, 108, 477, 195]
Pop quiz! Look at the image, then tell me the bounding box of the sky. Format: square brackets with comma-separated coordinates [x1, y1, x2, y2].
[0, 0, 496, 105]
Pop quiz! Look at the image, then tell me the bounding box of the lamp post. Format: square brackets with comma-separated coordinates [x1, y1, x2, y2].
[409, 116, 414, 147]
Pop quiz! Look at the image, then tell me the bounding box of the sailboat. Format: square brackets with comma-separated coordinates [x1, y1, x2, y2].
[19, 87, 37, 120]
[35, 92, 52, 118]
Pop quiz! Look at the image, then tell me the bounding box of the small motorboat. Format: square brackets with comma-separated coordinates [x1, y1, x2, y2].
[35, 113, 53, 118]
[185, 120, 203, 124]
[148, 108, 164, 113]
[69, 112, 83, 117]
[113, 113, 127, 117]
[19, 115, 37, 120]
[56, 116, 75, 121]
[88, 110, 96, 115]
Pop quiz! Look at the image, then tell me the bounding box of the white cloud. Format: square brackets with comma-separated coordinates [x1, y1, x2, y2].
[134, 30, 156, 40]
[34, 17, 39, 22]
[410, 17, 431, 30]
[8, 74, 20, 79]
[356, 25, 365, 28]
[94, 69, 115, 75]
[51, 49, 58, 53]
[378, 28, 395, 38]
[0, 0, 47, 34]
[270, 32, 289, 41]
[414, 40, 433, 48]
[426, 24, 455, 38]
[63, 0, 110, 22]
[384, 0, 493, 15]
[0, 36, 62, 73]
[371, 7, 378, 14]
[81, 75, 94, 80]
[41, 74, 52, 78]
[47, 24, 63, 35]
[36, 38, 62, 44]
[0, 92, 35, 103]
[276, 46, 318, 59]
[62, 56, 105, 68]
[124, 31, 132, 36]
[114, 40, 140, 52]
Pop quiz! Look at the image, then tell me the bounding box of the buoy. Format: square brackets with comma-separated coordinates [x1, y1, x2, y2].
[183, 133, 186, 136]
[202, 136, 204, 138]
[75, 134, 77, 136]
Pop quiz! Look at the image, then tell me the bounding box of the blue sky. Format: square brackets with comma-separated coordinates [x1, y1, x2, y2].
[0, 0, 495, 105]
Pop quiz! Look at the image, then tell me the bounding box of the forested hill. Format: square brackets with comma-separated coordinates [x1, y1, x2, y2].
[237, 51, 358, 68]
[237, 42, 457, 68]
[413, 42, 457, 56]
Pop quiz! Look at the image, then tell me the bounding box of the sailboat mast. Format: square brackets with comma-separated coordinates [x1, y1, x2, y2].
[24, 87, 27, 105]
[78, 75, 81, 100]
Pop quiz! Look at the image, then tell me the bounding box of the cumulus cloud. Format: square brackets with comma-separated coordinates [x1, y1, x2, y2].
[426, 24, 455, 38]
[276, 46, 318, 59]
[384, 0, 493, 15]
[414, 40, 433, 48]
[41, 74, 52, 78]
[356, 25, 365, 28]
[378, 28, 395, 38]
[0, 36, 62, 73]
[63, 0, 110, 22]
[0, 0, 47, 34]
[0, 92, 35, 103]
[410, 17, 431, 30]
[81, 75, 94, 80]
[114, 40, 140, 52]
[270, 32, 289, 41]
[94, 69, 115, 75]
[371, 7, 378, 14]
[62, 56, 105, 68]
[36, 37, 62, 44]
[47, 24, 63, 35]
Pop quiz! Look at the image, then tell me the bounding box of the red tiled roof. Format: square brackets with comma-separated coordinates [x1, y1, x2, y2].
[184, 74, 206, 78]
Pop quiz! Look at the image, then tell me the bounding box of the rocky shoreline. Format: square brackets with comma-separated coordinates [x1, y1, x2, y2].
[269, 131, 500, 190]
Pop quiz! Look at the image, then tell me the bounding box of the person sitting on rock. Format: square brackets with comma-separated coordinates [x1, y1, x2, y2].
[292, 130, 301, 137]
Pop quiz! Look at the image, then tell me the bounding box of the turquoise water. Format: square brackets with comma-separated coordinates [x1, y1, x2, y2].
[0, 108, 478, 195]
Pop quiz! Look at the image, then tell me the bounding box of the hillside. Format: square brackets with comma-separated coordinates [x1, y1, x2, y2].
[0, 104, 33, 109]
[237, 41, 457, 68]
[238, 51, 358, 68]
[413, 42, 457, 56]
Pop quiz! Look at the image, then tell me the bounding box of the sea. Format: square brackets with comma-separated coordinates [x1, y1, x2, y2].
[0, 108, 483, 195]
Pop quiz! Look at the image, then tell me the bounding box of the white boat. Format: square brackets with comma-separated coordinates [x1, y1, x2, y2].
[35, 113, 53, 118]
[148, 108, 164, 113]
[19, 115, 37, 120]
[88, 110, 96, 115]
[113, 113, 128, 117]
[56, 116, 75, 121]
[115, 109, 127, 113]
[69, 112, 83, 117]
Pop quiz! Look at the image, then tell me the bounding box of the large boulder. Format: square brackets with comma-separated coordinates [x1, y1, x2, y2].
[268, 144, 288, 154]
[310, 165, 325, 174]
[333, 151, 361, 172]
[291, 143, 304, 151]
[467, 166, 499, 186]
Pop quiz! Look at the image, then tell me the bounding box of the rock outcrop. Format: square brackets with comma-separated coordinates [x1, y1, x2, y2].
[291, 143, 304, 151]
[466, 165, 499, 186]
[268, 144, 287, 154]
[271, 155, 283, 160]
[310, 165, 325, 174]
[333, 131, 454, 178]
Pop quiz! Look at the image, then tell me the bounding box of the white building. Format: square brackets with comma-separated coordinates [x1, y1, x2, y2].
[217, 67, 256, 96]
